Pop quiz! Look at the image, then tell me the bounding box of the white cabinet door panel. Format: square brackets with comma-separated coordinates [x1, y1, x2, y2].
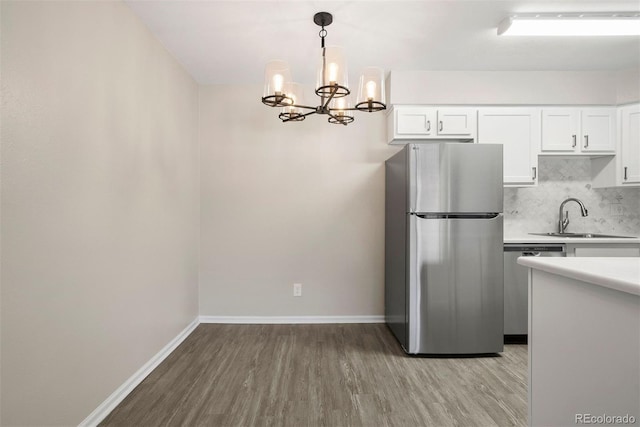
[396, 108, 433, 137]
[478, 108, 540, 186]
[436, 109, 476, 136]
[541, 109, 579, 152]
[574, 246, 640, 257]
[621, 105, 640, 184]
[581, 108, 615, 152]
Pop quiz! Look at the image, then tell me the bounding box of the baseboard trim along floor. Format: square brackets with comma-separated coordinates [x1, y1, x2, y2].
[199, 315, 385, 324]
[79, 315, 384, 425]
[78, 317, 200, 427]
[99, 324, 528, 426]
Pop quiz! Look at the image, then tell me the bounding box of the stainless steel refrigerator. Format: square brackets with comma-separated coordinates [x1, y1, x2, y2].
[385, 143, 504, 354]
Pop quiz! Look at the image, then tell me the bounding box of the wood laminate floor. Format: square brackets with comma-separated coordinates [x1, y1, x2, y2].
[101, 324, 527, 427]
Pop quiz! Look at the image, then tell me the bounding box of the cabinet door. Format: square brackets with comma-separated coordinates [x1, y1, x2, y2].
[436, 108, 476, 137]
[570, 245, 640, 257]
[620, 104, 640, 184]
[478, 108, 540, 186]
[396, 108, 433, 137]
[541, 109, 579, 152]
[581, 108, 615, 152]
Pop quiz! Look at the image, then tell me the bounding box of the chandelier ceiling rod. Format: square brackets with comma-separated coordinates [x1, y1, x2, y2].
[261, 12, 386, 126]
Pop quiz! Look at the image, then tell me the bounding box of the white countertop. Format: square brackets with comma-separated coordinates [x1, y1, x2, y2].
[505, 235, 640, 244]
[517, 257, 640, 296]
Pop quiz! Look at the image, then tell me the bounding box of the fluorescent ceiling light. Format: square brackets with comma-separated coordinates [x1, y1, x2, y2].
[498, 13, 640, 36]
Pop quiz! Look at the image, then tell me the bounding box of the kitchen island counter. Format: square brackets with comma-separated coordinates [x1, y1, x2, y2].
[517, 256, 640, 296]
[505, 234, 640, 244]
[519, 256, 639, 427]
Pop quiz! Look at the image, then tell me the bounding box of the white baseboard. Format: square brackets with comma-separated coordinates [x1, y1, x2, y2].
[78, 315, 384, 425]
[199, 315, 385, 324]
[78, 317, 200, 427]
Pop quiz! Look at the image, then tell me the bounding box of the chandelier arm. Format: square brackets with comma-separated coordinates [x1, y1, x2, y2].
[327, 113, 348, 126]
[282, 110, 317, 122]
[354, 100, 386, 112]
[288, 103, 317, 111]
[321, 85, 340, 110]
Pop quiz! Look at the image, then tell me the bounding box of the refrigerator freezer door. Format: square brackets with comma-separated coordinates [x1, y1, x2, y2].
[407, 214, 504, 354]
[409, 143, 503, 214]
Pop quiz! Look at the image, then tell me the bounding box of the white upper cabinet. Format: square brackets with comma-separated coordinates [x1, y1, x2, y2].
[477, 108, 540, 187]
[436, 109, 476, 136]
[620, 104, 640, 184]
[541, 107, 615, 154]
[387, 107, 476, 144]
[395, 107, 433, 137]
[541, 109, 580, 152]
[581, 108, 616, 152]
[591, 103, 640, 188]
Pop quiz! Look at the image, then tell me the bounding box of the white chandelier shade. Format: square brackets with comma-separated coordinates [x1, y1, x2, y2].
[356, 67, 386, 112]
[262, 60, 293, 107]
[279, 82, 305, 122]
[329, 96, 354, 125]
[316, 46, 349, 98]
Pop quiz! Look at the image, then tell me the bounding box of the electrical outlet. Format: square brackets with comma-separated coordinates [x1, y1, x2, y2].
[293, 283, 302, 297]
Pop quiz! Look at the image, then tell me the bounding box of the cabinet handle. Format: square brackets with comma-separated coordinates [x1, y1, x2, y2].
[426, 120, 431, 131]
[624, 166, 628, 181]
[439, 121, 443, 132]
[532, 167, 537, 180]
[584, 135, 589, 148]
[572, 135, 577, 148]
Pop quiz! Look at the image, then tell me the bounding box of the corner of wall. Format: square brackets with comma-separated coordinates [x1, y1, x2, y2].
[616, 68, 640, 105]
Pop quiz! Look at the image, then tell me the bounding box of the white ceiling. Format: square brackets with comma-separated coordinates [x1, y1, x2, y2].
[125, 0, 640, 85]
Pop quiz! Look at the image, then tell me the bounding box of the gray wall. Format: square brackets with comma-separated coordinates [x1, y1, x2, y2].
[199, 84, 398, 317]
[388, 70, 639, 105]
[197, 73, 640, 318]
[0, 1, 199, 424]
[616, 68, 640, 105]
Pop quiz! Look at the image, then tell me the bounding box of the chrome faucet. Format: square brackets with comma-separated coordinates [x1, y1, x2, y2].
[558, 198, 588, 233]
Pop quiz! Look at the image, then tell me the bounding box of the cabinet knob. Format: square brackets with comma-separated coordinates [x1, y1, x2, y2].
[532, 166, 537, 180]
[572, 135, 577, 148]
[584, 135, 589, 148]
[624, 166, 628, 181]
[426, 120, 431, 131]
[439, 121, 443, 132]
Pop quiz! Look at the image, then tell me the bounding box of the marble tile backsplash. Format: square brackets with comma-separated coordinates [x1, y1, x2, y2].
[504, 157, 640, 237]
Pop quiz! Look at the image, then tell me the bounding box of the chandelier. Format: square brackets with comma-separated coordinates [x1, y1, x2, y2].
[261, 12, 386, 126]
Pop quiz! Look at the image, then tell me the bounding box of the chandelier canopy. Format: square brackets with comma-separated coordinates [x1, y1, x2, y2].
[261, 12, 386, 126]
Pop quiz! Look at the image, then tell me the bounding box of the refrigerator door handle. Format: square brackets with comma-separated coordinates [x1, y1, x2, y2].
[414, 213, 501, 219]
[413, 145, 421, 212]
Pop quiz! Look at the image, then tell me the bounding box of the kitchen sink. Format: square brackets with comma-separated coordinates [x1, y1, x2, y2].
[529, 232, 635, 238]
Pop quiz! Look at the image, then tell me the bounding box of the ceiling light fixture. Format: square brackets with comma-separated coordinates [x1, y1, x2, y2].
[261, 12, 386, 126]
[498, 13, 640, 36]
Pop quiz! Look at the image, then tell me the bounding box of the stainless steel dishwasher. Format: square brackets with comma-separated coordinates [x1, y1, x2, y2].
[503, 243, 566, 342]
